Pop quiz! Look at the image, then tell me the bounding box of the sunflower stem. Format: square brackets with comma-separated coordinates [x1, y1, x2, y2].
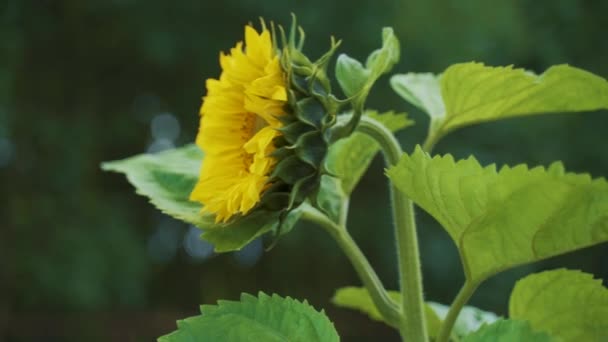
[301, 205, 402, 328]
[358, 116, 428, 342]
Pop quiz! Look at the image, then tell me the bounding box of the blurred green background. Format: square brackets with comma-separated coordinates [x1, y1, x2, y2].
[1, 0, 607, 341]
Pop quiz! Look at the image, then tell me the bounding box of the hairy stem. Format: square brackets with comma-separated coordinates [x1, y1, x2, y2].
[358, 116, 428, 342]
[301, 205, 402, 327]
[436, 281, 479, 342]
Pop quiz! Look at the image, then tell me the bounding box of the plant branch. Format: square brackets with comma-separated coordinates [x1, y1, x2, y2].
[301, 205, 402, 328]
[436, 281, 479, 342]
[421, 127, 443, 153]
[422, 133, 438, 153]
[358, 116, 428, 342]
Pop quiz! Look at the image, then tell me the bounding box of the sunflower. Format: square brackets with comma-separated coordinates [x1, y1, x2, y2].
[190, 25, 287, 223]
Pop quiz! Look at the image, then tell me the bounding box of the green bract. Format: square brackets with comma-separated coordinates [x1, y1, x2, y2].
[265, 23, 342, 218]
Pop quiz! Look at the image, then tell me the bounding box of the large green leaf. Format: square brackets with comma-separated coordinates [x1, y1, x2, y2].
[509, 269, 608, 341]
[102, 145, 280, 252]
[336, 27, 399, 99]
[325, 111, 413, 194]
[462, 320, 556, 342]
[386, 147, 608, 283]
[159, 292, 339, 342]
[331, 287, 442, 337]
[391, 63, 608, 144]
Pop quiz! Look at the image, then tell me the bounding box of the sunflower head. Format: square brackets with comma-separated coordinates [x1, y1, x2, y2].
[190, 19, 341, 225]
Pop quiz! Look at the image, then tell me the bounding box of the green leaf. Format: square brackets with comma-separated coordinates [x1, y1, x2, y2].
[158, 292, 339, 342]
[462, 320, 556, 342]
[331, 287, 503, 340]
[509, 269, 608, 341]
[391, 63, 608, 145]
[441, 63, 608, 132]
[201, 210, 280, 253]
[390, 72, 445, 121]
[102, 144, 212, 227]
[336, 27, 399, 100]
[331, 287, 442, 338]
[365, 27, 400, 82]
[428, 302, 499, 340]
[326, 110, 413, 194]
[335, 54, 369, 98]
[331, 286, 399, 322]
[386, 147, 608, 283]
[102, 145, 279, 252]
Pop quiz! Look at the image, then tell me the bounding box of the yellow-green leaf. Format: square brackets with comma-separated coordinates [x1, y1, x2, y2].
[509, 269, 608, 342]
[387, 147, 608, 283]
[391, 63, 608, 146]
[331, 287, 442, 337]
[462, 319, 556, 342]
[441, 63, 608, 132]
[331, 287, 499, 339]
[390, 73, 444, 122]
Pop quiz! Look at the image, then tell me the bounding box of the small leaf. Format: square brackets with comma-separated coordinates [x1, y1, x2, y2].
[331, 287, 442, 338]
[335, 54, 369, 98]
[102, 144, 212, 228]
[365, 27, 400, 80]
[326, 110, 413, 194]
[509, 269, 608, 342]
[429, 302, 500, 340]
[331, 287, 400, 322]
[390, 72, 445, 121]
[159, 292, 339, 342]
[387, 147, 608, 283]
[335, 27, 399, 99]
[462, 319, 556, 342]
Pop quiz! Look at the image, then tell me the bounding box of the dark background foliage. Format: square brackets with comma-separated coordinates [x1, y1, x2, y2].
[1, 0, 607, 341]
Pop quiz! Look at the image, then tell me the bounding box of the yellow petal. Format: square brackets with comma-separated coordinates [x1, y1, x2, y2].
[190, 25, 287, 222]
